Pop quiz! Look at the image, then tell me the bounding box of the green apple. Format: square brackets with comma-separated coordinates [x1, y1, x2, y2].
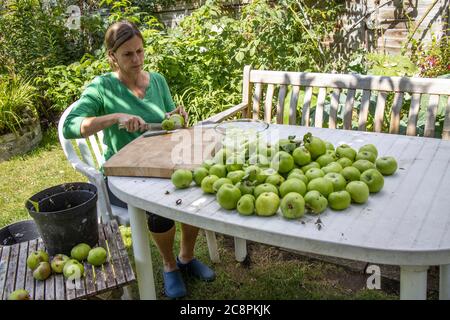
[63, 259, 84, 279]
[225, 153, 245, 171]
[201, 159, 215, 170]
[50, 254, 70, 273]
[254, 183, 279, 199]
[248, 154, 270, 167]
[216, 184, 242, 210]
[171, 169, 193, 189]
[279, 178, 307, 197]
[244, 165, 266, 184]
[161, 119, 175, 131]
[324, 172, 347, 191]
[359, 144, 378, 158]
[8, 289, 31, 300]
[352, 160, 375, 173]
[33, 262, 51, 281]
[316, 154, 336, 168]
[27, 250, 49, 270]
[328, 191, 351, 211]
[227, 170, 245, 184]
[235, 180, 255, 195]
[209, 164, 227, 178]
[360, 169, 384, 193]
[303, 133, 326, 160]
[237, 194, 255, 216]
[336, 157, 353, 168]
[287, 173, 309, 185]
[255, 192, 280, 217]
[304, 190, 328, 214]
[305, 168, 325, 181]
[356, 150, 377, 163]
[271, 151, 294, 173]
[257, 144, 275, 160]
[376, 156, 398, 176]
[71, 243, 91, 262]
[335, 144, 357, 161]
[307, 177, 334, 198]
[321, 162, 343, 174]
[281, 192, 305, 219]
[213, 178, 233, 193]
[201, 175, 219, 194]
[169, 113, 185, 127]
[292, 147, 312, 166]
[288, 168, 304, 176]
[301, 161, 321, 173]
[341, 166, 361, 183]
[325, 141, 335, 151]
[193, 167, 209, 186]
[87, 247, 108, 266]
[326, 150, 337, 158]
[346, 181, 370, 204]
[265, 173, 285, 187]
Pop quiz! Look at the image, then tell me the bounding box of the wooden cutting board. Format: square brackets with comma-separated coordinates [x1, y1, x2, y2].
[103, 127, 222, 178]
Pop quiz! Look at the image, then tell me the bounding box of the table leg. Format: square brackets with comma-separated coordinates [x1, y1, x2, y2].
[128, 205, 156, 300]
[439, 264, 450, 300]
[204, 230, 220, 263]
[400, 265, 428, 300]
[234, 237, 247, 262]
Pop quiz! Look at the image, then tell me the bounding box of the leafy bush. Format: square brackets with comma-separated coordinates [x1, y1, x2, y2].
[0, 73, 38, 135]
[412, 35, 450, 78]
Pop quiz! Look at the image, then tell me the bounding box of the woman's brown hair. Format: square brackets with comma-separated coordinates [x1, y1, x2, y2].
[104, 20, 144, 70]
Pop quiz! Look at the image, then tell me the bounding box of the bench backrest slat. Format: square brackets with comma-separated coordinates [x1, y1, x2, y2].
[276, 85, 287, 124]
[301, 86, 313, 126]
[389, 92, 404, 134]
[329, 88, 340, 129]
[443, 96, 450, 140]
[264, 84, 275, 123]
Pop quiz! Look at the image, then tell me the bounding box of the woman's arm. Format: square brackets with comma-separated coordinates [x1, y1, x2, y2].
[80, 113, 147, 137]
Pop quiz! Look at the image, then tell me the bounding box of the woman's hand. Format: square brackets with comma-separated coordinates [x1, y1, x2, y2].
[116, 113, 147, 132]
[166, 106, 189, 127]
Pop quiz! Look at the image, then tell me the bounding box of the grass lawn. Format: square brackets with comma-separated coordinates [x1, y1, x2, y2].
[1, 127, 399, 300]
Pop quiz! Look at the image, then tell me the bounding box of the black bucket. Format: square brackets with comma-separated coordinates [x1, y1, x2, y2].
[25, 182, 99, 256]
[0, 220, 40, 246]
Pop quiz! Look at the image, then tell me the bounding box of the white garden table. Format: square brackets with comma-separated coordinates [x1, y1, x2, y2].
[108, 124, 450, 300]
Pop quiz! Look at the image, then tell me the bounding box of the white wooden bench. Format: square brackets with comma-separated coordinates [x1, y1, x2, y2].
[203, 64, 450, 262]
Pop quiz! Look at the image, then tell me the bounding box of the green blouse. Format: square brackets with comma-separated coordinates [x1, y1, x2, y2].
[63, 71, 175, 161]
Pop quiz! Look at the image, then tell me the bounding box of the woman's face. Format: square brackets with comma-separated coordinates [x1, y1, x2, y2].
[111, 35, 144, 74]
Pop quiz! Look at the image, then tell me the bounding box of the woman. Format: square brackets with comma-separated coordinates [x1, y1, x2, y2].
[63, 20, 215, 299]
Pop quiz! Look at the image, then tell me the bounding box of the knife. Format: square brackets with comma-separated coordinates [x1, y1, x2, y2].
[118, 122, 182, 131]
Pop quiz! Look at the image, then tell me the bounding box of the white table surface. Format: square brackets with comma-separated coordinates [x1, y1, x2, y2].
[108, 124, 450, 300]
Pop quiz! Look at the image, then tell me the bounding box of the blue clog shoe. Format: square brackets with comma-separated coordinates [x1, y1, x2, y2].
[176, 257, 216, 282]
[163, 269, 186, 299]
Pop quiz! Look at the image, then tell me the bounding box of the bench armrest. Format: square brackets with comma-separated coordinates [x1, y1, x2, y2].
[200, 102, 249, 124]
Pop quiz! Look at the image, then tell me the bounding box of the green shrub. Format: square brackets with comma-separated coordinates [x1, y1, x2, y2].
[0, 73, 38, 135]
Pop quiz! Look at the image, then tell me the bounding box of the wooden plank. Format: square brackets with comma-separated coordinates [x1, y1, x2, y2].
[44, 258, 56, 300]
[249, 70, 450, 95]
[103, 223, 127, 286]
[407, 93, 421, 136]
[3, 244, 19, 300]
[343, 89, 355, 130]
[14, 242, 28, 294]
[374, 91, 388, 132]
[110, 221, 135, 283]
[289, 86, 300, 125]
[83, 260, 96, 297]
[276, 85, 287, 124]
[33, 240, 45, 300]
[252, 83, 262, 120]
[103, 128, 222, 178]
[0, 246, 10, 300]
[264, 84, 275, 123]
[301, 87, 313, 126]
[442, 96, 450, 141]
[329, 88, 340, 129]
[98, 224, 117, 289]
[203, 102, 248, 123]
[389, 92, 404, 134]
[242, 65, 252, 118]
[424, 94, 440, 138]
[358, 89, 371, 131]
[54, 272, 65, 300]
[24, 240, 37, 300]
[314, 87, 327, 128]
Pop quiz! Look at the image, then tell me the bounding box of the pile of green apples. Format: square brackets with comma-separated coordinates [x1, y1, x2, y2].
[161, 113, 185, 131]
[8, 243, 108, 300]
[170, 131, 398, 219]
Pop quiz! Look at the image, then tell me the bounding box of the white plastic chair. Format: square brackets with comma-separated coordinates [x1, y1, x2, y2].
[58, 102, 129, 225]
